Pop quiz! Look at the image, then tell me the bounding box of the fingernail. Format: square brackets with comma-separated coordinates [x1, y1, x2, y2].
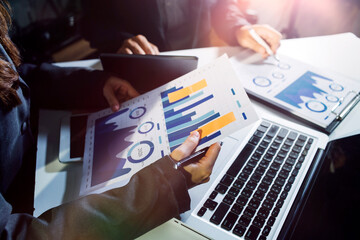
[112, 105, 119, 112]
[191, 131, 200, 138]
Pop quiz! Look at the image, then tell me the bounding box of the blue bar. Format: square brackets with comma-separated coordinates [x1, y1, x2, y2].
[231, 88, 236, 95]
[161, 150, 164, 158]
[169, 136, 188, 148]
[161, 87, 179, 99]
[237, 100, 241, 108]
[199, 131, 221, 145]
[242, 112, 247, 120]
[166, 111, 196, 129]
[164, 94, 214, 118]
[168, 112, 220, 142]
[170, 131, 222, 152]
[157, 123, 160, 130]
[167, 110, 215, 134]
[324, 116, 329, 120]
[165, 112, 183, 123]
[163, 90, 204, 112]
[159, 136, 162, 144]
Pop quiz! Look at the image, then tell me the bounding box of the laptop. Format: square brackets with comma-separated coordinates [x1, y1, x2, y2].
[100, 53, 198, 94]
[179, 110, 329, 240]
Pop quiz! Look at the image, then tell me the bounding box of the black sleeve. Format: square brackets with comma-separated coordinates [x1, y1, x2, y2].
[79, 0, 134, 53]
[1, 156, 190, 240]
[18, 62, 111, 110]
[211, 0, 250, 46]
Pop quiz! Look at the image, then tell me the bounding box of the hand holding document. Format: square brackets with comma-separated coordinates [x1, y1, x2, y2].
[80, 55, 259, 195]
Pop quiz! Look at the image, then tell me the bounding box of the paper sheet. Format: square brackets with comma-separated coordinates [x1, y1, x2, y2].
[230, 54, 360, 130]
[80, 55, 259, 195]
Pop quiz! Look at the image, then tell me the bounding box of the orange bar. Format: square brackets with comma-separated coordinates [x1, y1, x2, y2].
[197, 112, 236, 138]
[168, 79, 207, 103]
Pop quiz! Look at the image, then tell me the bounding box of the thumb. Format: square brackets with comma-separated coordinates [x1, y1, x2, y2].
[171, 131, 200, 161]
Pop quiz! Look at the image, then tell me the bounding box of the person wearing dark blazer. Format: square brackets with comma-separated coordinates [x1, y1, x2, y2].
[80, 0, 282, 57]
[0, 1, 220, 239]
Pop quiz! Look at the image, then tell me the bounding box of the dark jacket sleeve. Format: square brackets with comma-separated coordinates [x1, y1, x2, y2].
[18, 63, 111, 110]
[211, 0, 250, 46]
[1, 156, 190, 240]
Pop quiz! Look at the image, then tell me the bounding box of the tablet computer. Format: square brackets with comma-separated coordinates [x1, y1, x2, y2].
[100, 53, 198, 93]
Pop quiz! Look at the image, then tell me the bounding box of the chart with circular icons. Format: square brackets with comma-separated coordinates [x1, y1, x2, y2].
[129, 106, 147, 119]
[127, 140, 155, 163]
[138, 121, 155, 134]
[326, 95, 339, 103]
[253, 76, 272, 87]
[329, 83, 344, 92]
[272, 71, 285, 79]
[277, 62, 291, 70]
[305, 100, 327, 113]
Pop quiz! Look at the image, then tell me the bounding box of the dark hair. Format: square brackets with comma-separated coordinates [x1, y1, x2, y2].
[0, 0, 22, 111]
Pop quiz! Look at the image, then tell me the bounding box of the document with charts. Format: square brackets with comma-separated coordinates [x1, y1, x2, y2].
[230, 54, 360, 133]
[80, 55, 258, 195]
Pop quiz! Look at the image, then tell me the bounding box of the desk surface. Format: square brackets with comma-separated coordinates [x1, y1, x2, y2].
[35, 33, 360, 223]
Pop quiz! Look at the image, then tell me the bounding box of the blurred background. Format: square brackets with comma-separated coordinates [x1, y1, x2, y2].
[9, 0, 360, 63]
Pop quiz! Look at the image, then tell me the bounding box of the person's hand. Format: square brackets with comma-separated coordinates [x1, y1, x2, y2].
[170, 131, 221, 186]
[117, 34, 159, 55]
[103, 76, 140, 112]
[235, 24, 282, 58]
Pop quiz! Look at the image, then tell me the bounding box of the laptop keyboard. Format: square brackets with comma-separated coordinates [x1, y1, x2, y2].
[196, 121, 314, 240]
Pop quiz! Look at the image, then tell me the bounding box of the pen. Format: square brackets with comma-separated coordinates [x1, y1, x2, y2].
[174, 142, 223, 169]
[248, 28, 280, 62]
[175, 146, 210, 169]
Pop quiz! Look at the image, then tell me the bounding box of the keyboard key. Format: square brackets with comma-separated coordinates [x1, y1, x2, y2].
[239, 172, 250, 182]
[257, 125, 268, 133]
[254, 130, 264, 138]
[204, 199, 218, 210]
[253, 216, 265, 228]
[292, 169, 299, 176]
[271, 207, 280, 217]
[227, 144, 255, 177]
[275, 177, 286, 186]
[255, 166, 266, 175]
[266, 169, 277, 178]
[276, 199, 284, 208]
[233, 224, 246, 237]
[279, 169, 289, 179]
[298, 134, 307, 141]
[260, 121, 271, 128]
[243, 164, 254, 174]
[233, 179, 245, 189]
[308, 138, 314, 144]
[262, 198, 274, 210]
[246, 180, 258, 191]
[288, 176, 296, 184]
[282, 163, 293, 172]
[245, 225, 261, 240]
[249, 136, 261, 145]
[287, 131, 298, 140]
[223, 194, 235, 205]
[249, 199, 261, 210]
[259, 235, 268, 240]
[228, 187, 240, 197]
[295, 139, 305, 147]
[231, 203, 244, 215]
[295, 162, 302, 169]
[209, 191, 218, 199]
[197, 207, 207, 217]
[267, 216, 276, 226]
[277, 128, 289, 138]
[221, 211, 238, 230]
[236, 196, 248, 206]
[262, 175, 273, 185]
[241, 188, 253, 198]
[267, 191, 278, 202]
[285, 157, 296, 165]
[284, 183, 292, 192]
[243, 207, 256, 218]
[210, 203, 230, 225]
[258, 207, 270, 219]
[238, 215, 251, 227]
[215, 183, 228, 194]
[253, 190, 265, 201]
[220, 174, 234, 186]
[280, 191, 288, 199]
[262, 225, 272, 236]
[266, 125, 279, 138]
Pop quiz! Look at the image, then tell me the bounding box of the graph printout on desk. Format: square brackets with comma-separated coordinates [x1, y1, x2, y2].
[230, 54, 360, 133]
[80, 55, 258, 195]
